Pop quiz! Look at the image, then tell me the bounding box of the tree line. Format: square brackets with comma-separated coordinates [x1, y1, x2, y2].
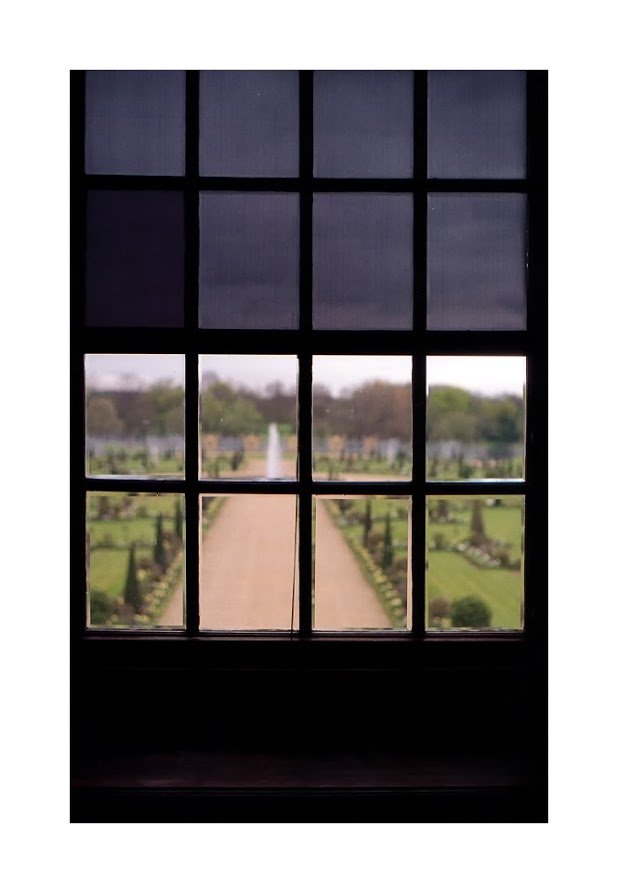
[87, 378, 523, 444]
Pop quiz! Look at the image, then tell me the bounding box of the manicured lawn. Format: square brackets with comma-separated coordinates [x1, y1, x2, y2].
[426, 551, 522, 629]
[87, 493, 183, 622]
[88, 546, 151, 599]
[426, 497, 524, 629]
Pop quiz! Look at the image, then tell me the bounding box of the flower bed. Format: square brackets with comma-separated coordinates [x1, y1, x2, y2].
[325, 501, 407, 628]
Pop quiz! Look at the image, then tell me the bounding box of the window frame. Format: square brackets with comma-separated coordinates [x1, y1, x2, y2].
[70, 70, 547, 653]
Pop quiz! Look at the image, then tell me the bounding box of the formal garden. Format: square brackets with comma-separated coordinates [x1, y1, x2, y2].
[426, 496, 524, 629]
[323, 497, 409, 628]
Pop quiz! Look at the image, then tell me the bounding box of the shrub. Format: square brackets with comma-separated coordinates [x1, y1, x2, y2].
[451, 595, 492, 628]
[428, 597, 451, 622]
[433, 532, 448, 551]
[89, 589, 117, 626]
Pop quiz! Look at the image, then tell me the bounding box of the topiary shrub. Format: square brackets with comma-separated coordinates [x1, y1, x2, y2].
[428, 596, 451, 624]
[89, 589, 118, 626]
[432, 532, 448, 551]
[451, 595, 492, 628]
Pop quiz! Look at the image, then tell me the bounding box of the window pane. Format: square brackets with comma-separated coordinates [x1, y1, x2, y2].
[428, 70, 526, 179]
[313, 71, 413, 177]
[313, 356, 412, 481]
[426, 496, 524, 631]
[314, 496, 410, 631]
[87, 492, 185, 629]
[85, 70, 185, 176]
[427, 356, 525, 481]
[200, 355, 297, 480]
[199, 71, 298, 176]
[86, 190, 185, 327]
[85, 354, 184, 478]
[313, 194, 413, 329]
[427, 193, 526, 330]
[200, 495, 298, 630]
[199, 192, 299, 329]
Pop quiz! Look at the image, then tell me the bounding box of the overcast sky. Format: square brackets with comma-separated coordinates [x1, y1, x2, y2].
[87, 353, 525, 397]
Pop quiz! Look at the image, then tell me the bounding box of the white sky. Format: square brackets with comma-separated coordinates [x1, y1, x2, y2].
[86, 353, 525, 396]
[427, 356, 526, 396]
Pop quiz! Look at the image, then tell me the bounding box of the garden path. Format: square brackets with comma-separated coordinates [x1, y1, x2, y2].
[160, 456, 391, 629]
[313, 500, 391, 629]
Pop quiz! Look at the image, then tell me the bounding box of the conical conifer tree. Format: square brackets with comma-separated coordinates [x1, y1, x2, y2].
[123, 543, 141, 612]
[363, 498, 373, 547]
[154, 513, 167, 569]
[174, 498, 183, 542]
[470, 499, 487, 545]
[381, 511, 394, 569]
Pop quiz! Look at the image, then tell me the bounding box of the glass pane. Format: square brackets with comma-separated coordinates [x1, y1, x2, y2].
[314, 496, 410, 631]
[86, 190, 185, 327]
[427, 356, 525, 481]
[313, 194, 413, 329]
[87, 492, 185, 629]
[427, 193, 526, 330]
[200, 495, 298, 630]
[200, 71, 298, 176]
[199, 192, 299, 329]
[313, 356, 412, 481]
[200, 355, 297, 480]
[85, 70, 185, 175]
[428, 70, 526, 179]
[85, 354, 184, 478]
[426, 496, 524, 631]
[313, 71, 413, 177]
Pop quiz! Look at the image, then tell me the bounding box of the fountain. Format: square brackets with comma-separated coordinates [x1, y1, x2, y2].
[266, 423, 282, 478]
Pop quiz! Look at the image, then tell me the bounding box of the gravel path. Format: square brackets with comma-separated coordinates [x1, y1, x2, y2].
[313, 500, 390, 630]
[160, 456, 391, 630]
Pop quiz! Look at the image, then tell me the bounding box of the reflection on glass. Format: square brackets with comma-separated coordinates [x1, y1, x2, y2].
[200, 355, 297, 480]
[86, 190, 185, 327]
[428, 70, 526, 179]
[314, 496, 410, 631]
[426, 496, 524, 631]
[313, 194, 413, 330]
[86, 354, 184, 477]
[313, 70, 413, 177]
[87, 492, 185, 629]
[313, 356, 412, 481]
[200, 495, 298, 630]
[200, 70, 298, 176]
[427, 193, 527, 331]
[85, 70, 186, 176]
[427, 356, 525, 481]
[199, 192, 299, 329]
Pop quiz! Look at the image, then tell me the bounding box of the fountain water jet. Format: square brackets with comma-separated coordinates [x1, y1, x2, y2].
[266, 423, 282, 478]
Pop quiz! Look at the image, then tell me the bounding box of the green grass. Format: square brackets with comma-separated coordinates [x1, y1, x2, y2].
[427, 551, 522, 629]
[88, 546, 151, 599]
[426, 498, 524, 629]
[87, 493, 183, 623]
[313, 456, 410, 478]
[426, 458, 524, 480]
[89, 454, 183, 476]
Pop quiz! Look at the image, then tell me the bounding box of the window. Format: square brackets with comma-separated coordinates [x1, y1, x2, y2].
[72, 70, 547, 641]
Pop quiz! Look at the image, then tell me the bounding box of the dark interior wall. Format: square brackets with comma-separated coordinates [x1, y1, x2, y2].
[72, 639, 545, 760]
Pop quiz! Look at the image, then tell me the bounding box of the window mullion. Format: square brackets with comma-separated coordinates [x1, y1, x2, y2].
[298, 70, 314, 636]
[184, 71, 200, 636]
[412, 70, 428, 639]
